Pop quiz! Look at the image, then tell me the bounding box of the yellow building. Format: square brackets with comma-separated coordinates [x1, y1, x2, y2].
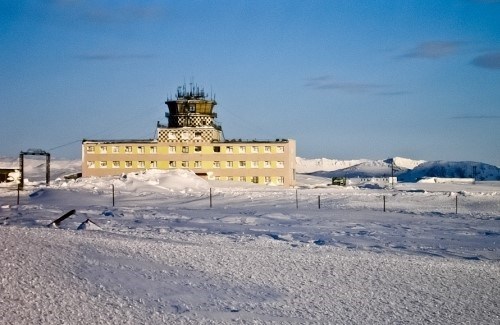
[82, 85, 296, 186]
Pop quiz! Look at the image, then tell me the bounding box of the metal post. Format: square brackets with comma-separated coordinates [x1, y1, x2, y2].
[46, 153, 50, 187]
[383, 195, 386, 212]
[19, 153, 24, 191]
[318, 195, 321, 209]
[210, 188, 212, 208]
[112, 184, 115, 207]
[17, 184, 20, 205]
[455, 196, 458, 214]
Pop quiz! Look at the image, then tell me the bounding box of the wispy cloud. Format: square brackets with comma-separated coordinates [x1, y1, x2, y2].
[451, 115, 500, 120]
[471, 52, 500, 70]
[48, 0, 168, 24]
[400, 41, 462, 59]
[305, 75, 384, 93]
[75, 53, 155, 61]
[376, 91, 411, 96]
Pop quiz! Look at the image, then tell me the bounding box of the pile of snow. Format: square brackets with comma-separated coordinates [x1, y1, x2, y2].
[121, 169, 210, 193]
[418, 177, 476, 184]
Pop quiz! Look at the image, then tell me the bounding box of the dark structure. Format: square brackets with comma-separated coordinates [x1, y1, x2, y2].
[19, 149, 50, 190]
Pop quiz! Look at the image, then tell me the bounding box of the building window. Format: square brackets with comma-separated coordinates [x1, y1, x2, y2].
[100, 146, 107, 153]
[150, 146, 157, 154]
[100, 161, 107, 168]
[252, 176, 259, 184]
[226, 161, 233, 168]
[168, 146, 176, 153]
[226, 146, 233, 153]
[137, 146, 145, 154]
[189, 105, 196, 112]
[277, 146, 285, 153]
[264, 161, 271, 168]
[125, 161, 132, 168]
[264, 146, 271, 153]
[150, 161, 157, 168]
[251, 146, 259, 153]
[239, 161, 246, 168]
[125, 146, 132, 153]
[277, 161, 285, 168]
[213, 146, 220, 153]
[213, 161, 220, 168]
[239, 176, 246, 182]
[194, 161, 201, 168]
[195, 146, 202, 152]
[194, 132, 202, 139]
[251, 161, 258, 168]
[169, 161, 176, 168]
[112, 146, 119, 153]
[182, 146, 189, 153]
[239, 146, 246, 153]
[112, 161, 120, 168]
[87, 161, 95, 168]
[181, 132, 189, 140]
[138, 161, 145, 168]
[265, 176, 271, 183]
[277, 176, 284, 184]
[228, 176, 233, 181]
[87, 146, 95, 153]
[181, 161, 188, 168]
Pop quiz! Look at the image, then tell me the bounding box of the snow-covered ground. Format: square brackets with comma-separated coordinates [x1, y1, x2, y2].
[1, 157, 499, 324]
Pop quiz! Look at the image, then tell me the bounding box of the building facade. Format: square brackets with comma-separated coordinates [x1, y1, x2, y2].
[82, 85, 296, 186]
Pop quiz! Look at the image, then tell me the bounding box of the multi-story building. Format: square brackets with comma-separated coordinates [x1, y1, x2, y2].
[82, 85, 296, 186]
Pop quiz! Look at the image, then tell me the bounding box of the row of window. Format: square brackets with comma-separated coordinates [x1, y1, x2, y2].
[86, 145, 285, 154]
[215, 176, 284, 184]
[87, 160, 285, 169]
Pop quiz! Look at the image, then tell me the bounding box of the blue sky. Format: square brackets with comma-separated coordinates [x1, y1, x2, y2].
[1, 0, 499, 165]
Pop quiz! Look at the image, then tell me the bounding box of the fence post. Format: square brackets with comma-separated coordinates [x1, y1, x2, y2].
[455, 196, 458, 214]
[318, 195, 321, 209]
[210, 188, 213, 208]
[383, 195, 386, 212]
[17, 184, 20, 205]
[111, 184, 115, 207]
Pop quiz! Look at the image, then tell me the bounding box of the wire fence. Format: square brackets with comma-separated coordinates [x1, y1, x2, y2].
[2, 185, 499, 219]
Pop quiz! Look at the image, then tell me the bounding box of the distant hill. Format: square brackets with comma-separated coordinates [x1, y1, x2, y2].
[297, 157, 500, 182]
[398, 161, 500, 182]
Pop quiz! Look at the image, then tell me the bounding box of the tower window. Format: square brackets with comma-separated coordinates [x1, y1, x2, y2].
[182, 146, 189, 153]
[195, 146, 202, 152]
[213, 146, 220, 153]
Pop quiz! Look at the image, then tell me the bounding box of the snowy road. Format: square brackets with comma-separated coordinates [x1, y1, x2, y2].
[1, 226, 499, 324]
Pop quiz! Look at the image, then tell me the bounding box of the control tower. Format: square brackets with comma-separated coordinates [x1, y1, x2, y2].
[158, 84, 223, 142]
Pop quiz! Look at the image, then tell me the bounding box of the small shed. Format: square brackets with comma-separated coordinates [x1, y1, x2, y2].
[0, 168, 18, 183]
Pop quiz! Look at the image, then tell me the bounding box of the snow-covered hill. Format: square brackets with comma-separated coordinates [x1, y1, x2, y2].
[297, 156, 500, 181]
[398, 160, 500, 182]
